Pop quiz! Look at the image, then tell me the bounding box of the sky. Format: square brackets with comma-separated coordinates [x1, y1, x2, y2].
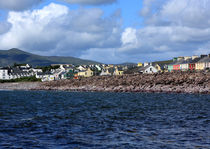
[0, 0, 210, 64]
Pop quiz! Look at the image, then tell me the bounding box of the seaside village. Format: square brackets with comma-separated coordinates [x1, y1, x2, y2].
[0, 54, 209, 82]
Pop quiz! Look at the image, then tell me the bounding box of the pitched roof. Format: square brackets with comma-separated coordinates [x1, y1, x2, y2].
[197, 56, 210, 63]
[139, 65, 151, 71]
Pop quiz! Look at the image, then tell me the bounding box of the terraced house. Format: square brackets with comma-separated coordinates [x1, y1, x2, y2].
[196, 55, 210, 70]
[168, 54, 210, 72]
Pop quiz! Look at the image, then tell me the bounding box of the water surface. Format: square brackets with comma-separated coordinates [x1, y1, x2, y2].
[0, 91, 210, 148]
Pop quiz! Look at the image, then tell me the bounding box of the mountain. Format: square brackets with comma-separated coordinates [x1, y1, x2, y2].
[0, 48, 100, 67]
[153, 60, 173, 65]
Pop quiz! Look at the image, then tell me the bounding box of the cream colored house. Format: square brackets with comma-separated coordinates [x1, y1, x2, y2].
[196, 55, 210, 70]
[114, 67, 124, 75]
[78, 68, 93, 77]
[195, 62, 205, 70]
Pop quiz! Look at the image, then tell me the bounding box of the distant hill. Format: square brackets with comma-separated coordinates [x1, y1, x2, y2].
[153, 60, 173, 65]
[0, 48, 100, 67]
[118, 62, 137, 66]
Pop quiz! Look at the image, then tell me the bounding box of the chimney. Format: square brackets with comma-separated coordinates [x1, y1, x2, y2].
[200, 55, 207, 58]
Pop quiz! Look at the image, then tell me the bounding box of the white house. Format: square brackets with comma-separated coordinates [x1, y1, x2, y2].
[0, 67, 33, 80]
[139, 65, 158, 74]
[0, 68, 10, 80]
[36, 72, 55, 82]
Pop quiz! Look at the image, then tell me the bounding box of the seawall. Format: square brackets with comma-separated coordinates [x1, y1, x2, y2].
[0, 72, 209, 94]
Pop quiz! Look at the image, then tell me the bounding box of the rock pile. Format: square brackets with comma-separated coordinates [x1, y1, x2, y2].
[40, 71, 210, 94]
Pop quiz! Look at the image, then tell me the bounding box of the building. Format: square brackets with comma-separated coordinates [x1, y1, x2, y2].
[137, 63, 143, 67]
[153, 63, 165, 72]
[196, 54, 210, 70]
[0, 68, 10, 80]
[189, 57, 201, 70]
[36, 72, 55, 82]
[139, 65, 158, 74]
[78, 68, 93, 77]
[180, 59, 192, 71]
[114, 67, 124, 75]
[0, 67, 32, 80]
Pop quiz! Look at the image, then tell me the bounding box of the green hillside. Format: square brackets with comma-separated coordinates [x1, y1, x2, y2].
[0, 48, 100, 67]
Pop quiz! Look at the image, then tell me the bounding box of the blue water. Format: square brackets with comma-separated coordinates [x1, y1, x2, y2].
[0, 91, 209, 149]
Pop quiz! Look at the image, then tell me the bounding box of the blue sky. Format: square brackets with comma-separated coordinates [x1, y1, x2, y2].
[0, 0, 210, 64]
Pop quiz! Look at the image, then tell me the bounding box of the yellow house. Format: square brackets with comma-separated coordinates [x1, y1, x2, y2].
[114, 67, 124, 75]
[195, 62, 205, 70]
[154, 64, 164, 72]
[196, 55, 210, 70]
[137, 63, 143, 67]
[78, 68, 93, 77]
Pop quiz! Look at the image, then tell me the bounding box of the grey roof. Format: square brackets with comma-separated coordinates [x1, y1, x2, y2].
[190, 57, 202, 63]
[197, 56, 210, 63]
[181, 59, 193, 64]
[37, 71, 52, 75]
[139, 65, 151, 71]
[168, 57, 203, 65]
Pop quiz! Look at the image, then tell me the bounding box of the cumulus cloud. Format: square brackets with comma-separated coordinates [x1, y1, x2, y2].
[0, 3, 121, 57]
[0, 0, 210, 64]
[0, 0, 41, 11]
[117, 0, 210, 62]
[81, 0, 210, 63]
[62, 0, 116, 5]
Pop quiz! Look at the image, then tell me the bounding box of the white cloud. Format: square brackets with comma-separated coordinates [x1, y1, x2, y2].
[0, 0, 41, 11]
[0, 0, 210, 64]
[62, 0, 116, 5]
[0, 22, 11, 34]
[121, 28, 137, 45]
[82, 0, 210, 63]
[0, 3, 121, 57]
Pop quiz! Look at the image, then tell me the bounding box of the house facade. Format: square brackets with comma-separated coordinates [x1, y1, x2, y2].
[139, 65, 158, 74]
[114, 67, 124, 75]
[196, 55, 210, 70]
[0, 69, 10, 80]
[78, 68, 93, 77]
[0, 67, 33, 80]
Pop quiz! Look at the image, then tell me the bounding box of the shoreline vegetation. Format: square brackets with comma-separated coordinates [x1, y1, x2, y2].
[0, 71, 209, 94]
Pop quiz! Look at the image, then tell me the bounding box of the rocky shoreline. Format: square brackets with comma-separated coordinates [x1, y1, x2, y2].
[0, 72, 209, 94]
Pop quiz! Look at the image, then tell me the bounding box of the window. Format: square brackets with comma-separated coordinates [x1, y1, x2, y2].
[150, 68, 152, 71]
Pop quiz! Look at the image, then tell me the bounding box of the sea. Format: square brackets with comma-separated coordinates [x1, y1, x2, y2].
[0, 90, 209, 149]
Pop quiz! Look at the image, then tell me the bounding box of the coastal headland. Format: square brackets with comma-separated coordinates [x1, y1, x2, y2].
[0, 71, 209, 94]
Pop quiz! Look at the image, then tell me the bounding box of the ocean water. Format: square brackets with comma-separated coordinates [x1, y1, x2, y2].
[0, 91, 209, 149]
